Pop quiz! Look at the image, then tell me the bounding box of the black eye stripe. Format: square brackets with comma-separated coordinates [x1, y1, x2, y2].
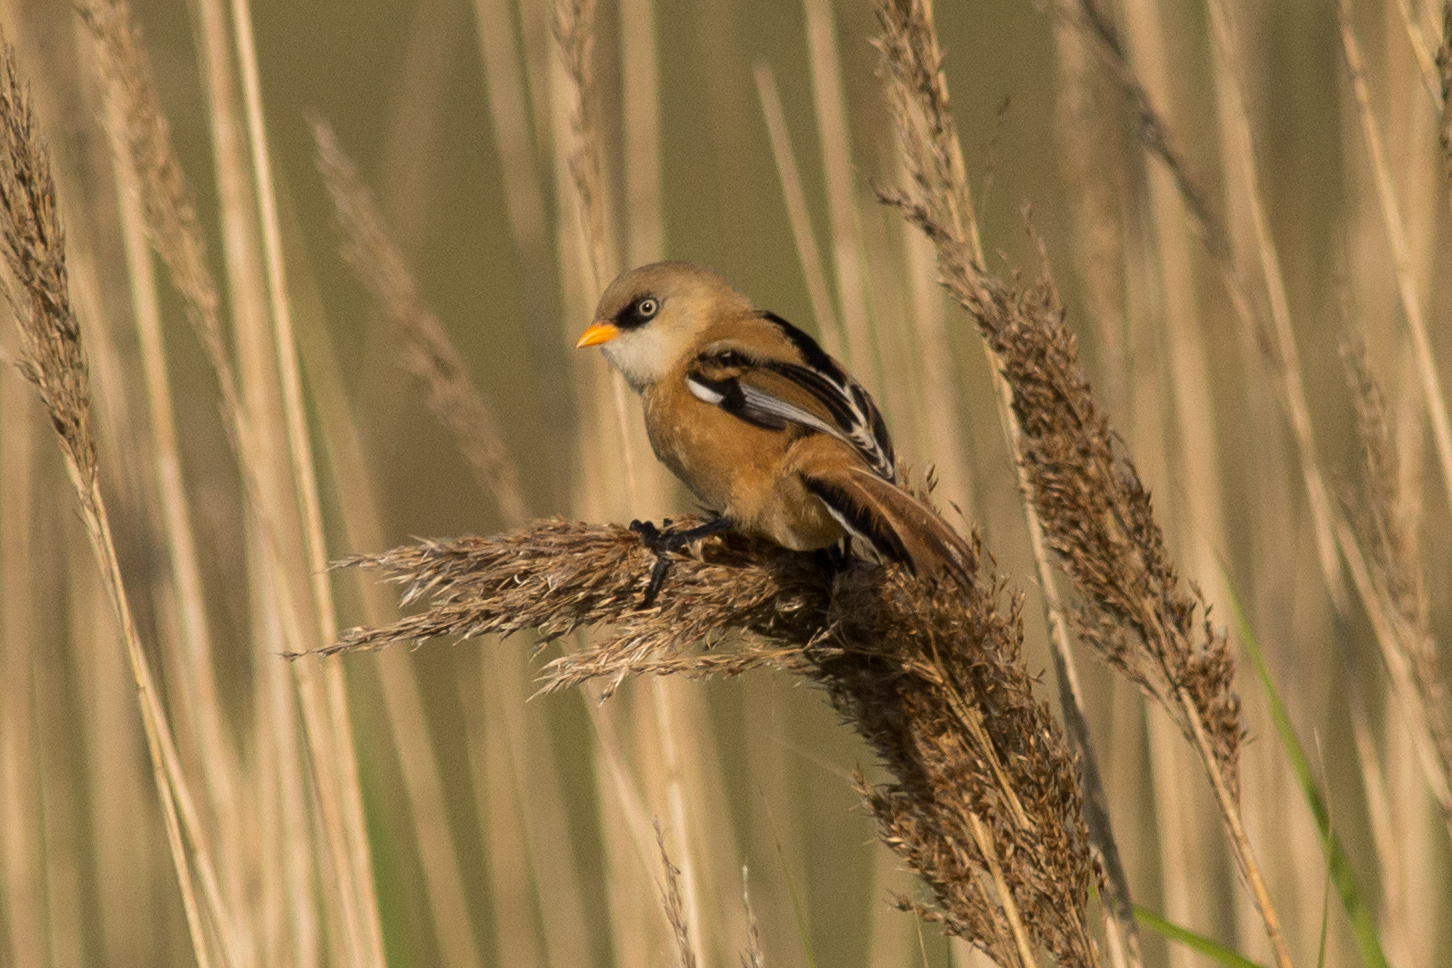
[615, 295, 661, 329]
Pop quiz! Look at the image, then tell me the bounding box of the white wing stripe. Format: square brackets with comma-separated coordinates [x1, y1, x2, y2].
[738, 385, 893, 478]
[686, 375, 726, 405]
[737, 384, 839, 438]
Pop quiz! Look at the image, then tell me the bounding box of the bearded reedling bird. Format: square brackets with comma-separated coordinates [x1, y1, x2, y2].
[576, 261, 972, 602]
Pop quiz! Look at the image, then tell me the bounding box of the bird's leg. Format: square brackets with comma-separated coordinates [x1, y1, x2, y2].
[629, 516, 732, 606]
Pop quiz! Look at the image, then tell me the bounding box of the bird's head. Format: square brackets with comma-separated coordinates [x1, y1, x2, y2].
[576, 261, 751, 391]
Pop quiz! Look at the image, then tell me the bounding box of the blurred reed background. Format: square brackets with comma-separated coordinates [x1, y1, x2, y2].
[0, 0, 1447, 965]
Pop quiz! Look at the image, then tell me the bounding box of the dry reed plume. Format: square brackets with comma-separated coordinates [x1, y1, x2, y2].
[1050, 0, 1451, 932]
[313, 120, 529, 527]
[871, 0, 1289, 965]
[870, 3, 1144, 962]
[77, 4, 389, 965]
[555, 0, 614, 291]
[2, 0, 1443, 964]
[1343, 343, 1452, 837]
[654, 819, 700, 968]
[1055, 0, 1351, 611]
[0, 31, 216, 965]
[76, 0, 245, 440]
[321, 519, 1100, 966]
[1050, 4, 1451, 956]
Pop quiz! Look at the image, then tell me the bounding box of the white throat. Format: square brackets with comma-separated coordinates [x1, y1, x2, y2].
[600, 325, 689, 392]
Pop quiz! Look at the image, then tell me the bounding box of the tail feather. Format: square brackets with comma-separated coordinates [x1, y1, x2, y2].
[802, 466, 974, 582]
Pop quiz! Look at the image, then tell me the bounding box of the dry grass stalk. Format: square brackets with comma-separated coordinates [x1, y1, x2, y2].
[1390, 0, 1444, 103]
[870, 2, 1297, 965]
[1342, 343, 1452, 840]
[320, 518, 1099, 967]
[654, 819, 700, 968]
[803, 0, 874, 377]
[300, 136, 550, 968]
[1047, 0, 1228, 263]
[85, 0, 406, 959]
[1067, 0, 1446, 941]
[312, 120, 529, 526]
[74, 0, 246, 444]
[871, 0, 1143, 960]
[619, 0, 664, 268]
[469, 0, 573, 506]
[554, 0, 650, 523]
[740, 865, 765, 968]
[0, 258, 43, 968]
[231, 0, 389, 957]
[1438, 2, 1451, 181]
[553, 5, 732, 961]
[79, 0, 315, 640]
[1339, 4, 1452, 521]
[1055, 0, 1350, 610]
[0, 33, 213, 966]
[79, 4, 388, 964]
[754, 63, 844, 357]
[1049, 14, 1128, 417]
[87, 0, 247, 874]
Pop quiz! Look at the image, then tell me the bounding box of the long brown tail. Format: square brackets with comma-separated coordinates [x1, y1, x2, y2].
[802, 464, 975, 582]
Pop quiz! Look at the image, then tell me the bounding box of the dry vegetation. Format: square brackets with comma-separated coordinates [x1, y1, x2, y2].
[0, 0, 1448, 966]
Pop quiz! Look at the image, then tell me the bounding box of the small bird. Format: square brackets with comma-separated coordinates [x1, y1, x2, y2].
[576, 261, 971, 600]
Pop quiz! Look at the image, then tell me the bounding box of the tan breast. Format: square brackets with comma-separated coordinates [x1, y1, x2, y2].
[640, 369, 848, 551]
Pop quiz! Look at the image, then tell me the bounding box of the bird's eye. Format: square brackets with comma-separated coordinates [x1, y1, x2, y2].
[636, 297, 659, 320]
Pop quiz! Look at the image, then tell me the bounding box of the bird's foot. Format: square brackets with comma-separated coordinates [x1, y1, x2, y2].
[629, 517, 731, 606]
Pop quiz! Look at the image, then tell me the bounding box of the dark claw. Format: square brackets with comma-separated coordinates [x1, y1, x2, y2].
[629, 516, 733, 607]
[630, 518, 666, 550]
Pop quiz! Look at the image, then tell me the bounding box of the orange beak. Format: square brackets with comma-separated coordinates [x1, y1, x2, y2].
[575, 321, 620, 348]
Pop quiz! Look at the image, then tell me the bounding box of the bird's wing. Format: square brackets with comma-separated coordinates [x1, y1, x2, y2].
[685, 335, 897, 481]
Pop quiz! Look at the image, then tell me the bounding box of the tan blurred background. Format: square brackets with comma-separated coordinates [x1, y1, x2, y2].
[0, 0, 1448, 966]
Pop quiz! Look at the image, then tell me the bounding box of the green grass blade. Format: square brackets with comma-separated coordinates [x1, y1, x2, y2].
[1134, 905, 1268, 968]
[1217, 566, 1393, 968]
[760, 793, 817, 968]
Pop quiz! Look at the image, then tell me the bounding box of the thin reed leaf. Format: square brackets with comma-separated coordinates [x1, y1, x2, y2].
[764, 806, 818, 968]
[1133, 906, 1269, 968]
[1216, 564, 1391, 968]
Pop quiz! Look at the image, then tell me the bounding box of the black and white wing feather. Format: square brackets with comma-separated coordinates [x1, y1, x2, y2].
[685, 312, 897, 481]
